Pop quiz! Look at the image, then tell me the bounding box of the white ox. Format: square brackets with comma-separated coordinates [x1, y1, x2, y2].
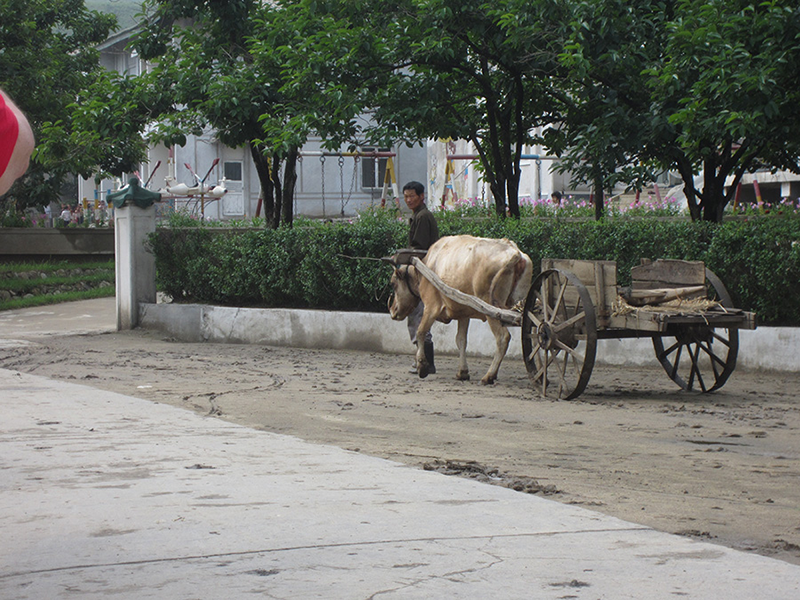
[388, 235, 533, 384]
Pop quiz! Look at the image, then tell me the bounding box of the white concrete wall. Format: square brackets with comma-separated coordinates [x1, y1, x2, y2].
[139, 303, 799, 373]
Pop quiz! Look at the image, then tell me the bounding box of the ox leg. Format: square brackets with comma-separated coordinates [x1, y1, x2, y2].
[415, 307, 438, 379]
[455, 318, 470, 381]
[482, 318, 511, 385]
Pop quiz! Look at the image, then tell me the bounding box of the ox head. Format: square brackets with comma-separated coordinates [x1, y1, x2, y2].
[386, 262, 421, 321]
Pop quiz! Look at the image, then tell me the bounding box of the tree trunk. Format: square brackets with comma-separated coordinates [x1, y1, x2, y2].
[281, 148, 298, 227]
[701, 156, 726, 223]
[250, 143, 275, 228]
[490, 177, 507, 218]
[472, 137, 507, 218]
[270, 156, 283, 229]
[506, 167, 521, 219]
[507, 72, 524, 220]
[593, 171, 605, 220]
[674, 156, 701, 221]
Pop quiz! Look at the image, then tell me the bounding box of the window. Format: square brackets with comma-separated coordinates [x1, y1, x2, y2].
[361, 147, 390, 189]
[224, 161, 243, 181]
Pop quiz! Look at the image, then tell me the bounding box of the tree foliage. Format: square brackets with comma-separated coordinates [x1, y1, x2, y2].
[555, 0, 800, 222]
[383, 0, 567, 218]
[646, 0, 800, 221]
[545, 0, 670, 218]
[133, 0, 312, 227]
[0, 0, 116, 208]
[274, 0, 800, 222]
[20, 0, 799, 225]
[276, 0, 568, 218]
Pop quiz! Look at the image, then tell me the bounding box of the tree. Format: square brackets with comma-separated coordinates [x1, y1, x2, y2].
[555, 0, 800, 222]
[544, 0, 670, 219]
[374, 0, 568, 218]
[135, 0, 310, 228]
[278, 0, 567, 219]
[35, 69, 173, 191]
[0, 0, 116, 209]
[646, 0, 800, 221]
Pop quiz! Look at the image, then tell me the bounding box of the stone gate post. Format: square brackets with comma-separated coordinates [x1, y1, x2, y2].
[114, 203, 156, 330]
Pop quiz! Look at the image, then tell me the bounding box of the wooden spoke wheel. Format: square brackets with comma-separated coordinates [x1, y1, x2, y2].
[653, 268, 739, 393]
[522, 269, 597, 400]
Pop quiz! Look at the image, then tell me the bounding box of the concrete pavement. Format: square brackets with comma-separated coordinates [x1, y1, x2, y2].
[2, 298, 800, 598]
[0, 296, 116, 341]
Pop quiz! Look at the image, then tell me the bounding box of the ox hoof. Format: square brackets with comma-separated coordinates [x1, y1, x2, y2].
[418, 362, 430, 379]
[456, 371, 470, 381]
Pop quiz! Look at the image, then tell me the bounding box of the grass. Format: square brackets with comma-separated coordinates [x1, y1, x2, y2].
[0, 260, 115, 312]
[0, 259, 114, 274]
[0, 272, 115, 294]
[0, 286, 115, 312]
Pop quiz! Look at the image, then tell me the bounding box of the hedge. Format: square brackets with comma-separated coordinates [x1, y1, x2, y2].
[148, 210, 800, 326]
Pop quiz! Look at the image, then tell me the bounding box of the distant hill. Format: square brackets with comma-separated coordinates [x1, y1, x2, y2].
[85, 0, 144, 31]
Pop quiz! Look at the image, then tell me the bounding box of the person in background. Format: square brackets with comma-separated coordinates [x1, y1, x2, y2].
[60, 204, 72, 225]
[0, 88, 34, 196]
[403, 180, 439, 374]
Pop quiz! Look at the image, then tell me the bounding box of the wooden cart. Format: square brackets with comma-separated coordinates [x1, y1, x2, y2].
[409, 256, 757, 400]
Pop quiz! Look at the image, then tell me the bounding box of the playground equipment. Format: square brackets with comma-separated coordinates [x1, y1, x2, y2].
[157, 158, 227, 218]
[300, 150, 399, 215]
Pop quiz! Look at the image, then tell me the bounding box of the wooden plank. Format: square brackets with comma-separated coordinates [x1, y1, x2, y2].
[607, 312, 667, 332]
[622, 285, 707, 306]
[607, 309, 758, 332]
[411, 257, 521, 326]
[660, 310, 758, 329]
[594, 261, 607, 318]
[631, 259, 705, 289]
[540, 259, 617, 314]
[542, 259, 616, 286]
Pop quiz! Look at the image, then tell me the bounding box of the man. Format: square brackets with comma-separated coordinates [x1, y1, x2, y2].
[0, 88, 34, 196]
[403, 181, 439, 374]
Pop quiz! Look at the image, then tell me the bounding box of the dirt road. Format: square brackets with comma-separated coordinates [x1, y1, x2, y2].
[1, 328, 798, 565]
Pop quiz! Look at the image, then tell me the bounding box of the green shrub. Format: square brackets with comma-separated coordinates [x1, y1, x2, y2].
[148, 211, 800, 325]
[704, 218, 800, 325]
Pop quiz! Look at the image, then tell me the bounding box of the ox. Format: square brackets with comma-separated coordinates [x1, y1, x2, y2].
[388, 235, 533, 384]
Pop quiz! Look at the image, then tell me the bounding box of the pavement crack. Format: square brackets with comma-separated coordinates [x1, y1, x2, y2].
[0, 529, 645, 581]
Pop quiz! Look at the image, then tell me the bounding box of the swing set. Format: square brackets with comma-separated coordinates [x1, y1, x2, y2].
[299, 150, 399, 216]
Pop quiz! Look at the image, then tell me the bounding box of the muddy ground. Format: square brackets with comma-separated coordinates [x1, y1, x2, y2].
[1, 328, 798, 565]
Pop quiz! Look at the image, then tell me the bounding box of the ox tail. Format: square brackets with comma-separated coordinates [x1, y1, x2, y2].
[510, 252, 533, 305]
[488, 252, 533, 308]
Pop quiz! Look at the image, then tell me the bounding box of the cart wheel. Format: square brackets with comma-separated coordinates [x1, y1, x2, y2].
[653, 268, 739, 393]
[522, 269, 597, 400]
